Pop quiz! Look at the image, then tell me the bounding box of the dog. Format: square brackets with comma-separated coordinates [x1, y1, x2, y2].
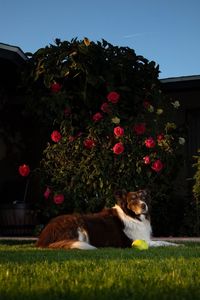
[36, 190, 178, 249]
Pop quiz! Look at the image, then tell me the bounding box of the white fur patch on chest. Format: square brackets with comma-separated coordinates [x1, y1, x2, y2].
[114, 205, 152, 242]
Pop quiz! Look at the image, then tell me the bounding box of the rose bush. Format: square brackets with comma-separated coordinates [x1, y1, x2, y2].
[22, 38, 184, 227]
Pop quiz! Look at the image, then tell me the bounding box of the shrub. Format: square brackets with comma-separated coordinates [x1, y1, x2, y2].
[192, 150, 200, 235]
[22, 38, 184, 222]
[193, 149, 200, 200]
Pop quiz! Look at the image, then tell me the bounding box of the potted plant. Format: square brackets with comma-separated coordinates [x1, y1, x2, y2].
[0, 164, 38, 236]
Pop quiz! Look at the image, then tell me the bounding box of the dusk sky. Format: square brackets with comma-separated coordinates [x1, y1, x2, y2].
[1, 0, 200, 78]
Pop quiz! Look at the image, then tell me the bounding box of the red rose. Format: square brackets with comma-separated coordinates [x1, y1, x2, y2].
[83, 138, 96, 149]
[101, 102, 111, 113]
[64, 107, 71, 117]
[51, 130, 62, 143]
[114, 126, 124, 137]
[143, 101, 151, 109]
[18, 164, 30, 177]
[143, 156, 151, 165]
[50, 82, 62, 93]
[145, 137, 156, 148]
[44, 187, 51, 199]
[112, 142, 124, 155]
[92, 112, 103, 122]
[133, 123, 146, 135]
[107, 91, 120, 104]
[157, 133, 165, 142]
[53, 194, 64, 204]
[151, 160, 163, 172]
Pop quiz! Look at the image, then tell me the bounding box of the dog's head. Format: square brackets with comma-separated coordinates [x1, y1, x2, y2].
[115, 189, 150, 217]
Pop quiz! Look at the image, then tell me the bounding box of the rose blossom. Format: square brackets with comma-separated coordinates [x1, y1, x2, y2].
[101, 102, 111, 113]
[143, 101, 154, 112]
[64, 107, 71, 117]
[143, 156, 151, 165]
[143, 101, 151, 109]
[50, 82, 62, 93]
[107, 91, 120, 104]
[69, 135, 75, 142]
[18, 164, 30, 177]
[83, 138, 96, 149]
[112, 142, 124, 155]
[151, 160, 164, 172]
[114, 126, 124, 137]
[145, 137, 156, 148]
[51, 130, 62, 142]
[44, 187, 52, 199]
[53, 194, 64, 204]
[92, 112, 103, 122]
[157, 133, 165, 142]
[133, 123, 146, 135]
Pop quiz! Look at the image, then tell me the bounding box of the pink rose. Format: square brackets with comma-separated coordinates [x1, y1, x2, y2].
[114, 126, 124, 137]
[44, 187, 52, 199]
[133, 123, 146, 135]
[83, 138, 96, 149]
[101, 102, 111, 113]
[107, 91, 120, 104]
[76, 131, 83, 137]
[143, 156, 151, 165]
[53, 194, 64, 205]
[51, 130, 62, 143]
[69, 136, 75, 142]
[151, 160, 163, 172]
[50, 82, 62, 93]
[18, 164, 30, 177]
[92, 112, 103, 122]
[112, 142, 124, 155]
[145, 137, 156, 148]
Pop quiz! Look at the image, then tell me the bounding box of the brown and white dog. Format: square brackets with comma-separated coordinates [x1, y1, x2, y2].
[36, 190, 177, 249]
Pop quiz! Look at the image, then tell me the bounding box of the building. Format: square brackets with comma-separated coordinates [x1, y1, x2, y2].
[0, 43, 28, 205]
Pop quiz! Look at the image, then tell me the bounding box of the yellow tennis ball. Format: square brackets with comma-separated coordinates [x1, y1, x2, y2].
[132, 239, 149, 250]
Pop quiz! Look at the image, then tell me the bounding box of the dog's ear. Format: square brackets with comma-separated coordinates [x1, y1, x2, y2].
[114, 189, 127, 204]
[138, 189, 151, 204]
[138, 189, 148, 198]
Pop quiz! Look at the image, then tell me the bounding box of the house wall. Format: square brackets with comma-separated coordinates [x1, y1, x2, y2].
[163, 84, 200, 199]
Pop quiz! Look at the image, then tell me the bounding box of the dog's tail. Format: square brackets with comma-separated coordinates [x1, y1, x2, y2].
[36, 225, 97, 250]
[36, 238, 96, 250]
[47, 240, 97, 250]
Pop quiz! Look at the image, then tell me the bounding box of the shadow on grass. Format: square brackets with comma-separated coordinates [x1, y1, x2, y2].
[0, 282, 199, 300]
[0, 240, 200, 264]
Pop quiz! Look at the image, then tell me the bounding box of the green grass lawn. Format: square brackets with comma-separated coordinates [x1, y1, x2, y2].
[0, 241, 200, 300]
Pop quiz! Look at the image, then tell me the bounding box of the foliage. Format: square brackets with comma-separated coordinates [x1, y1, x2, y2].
[22, 38, 184, 221]
[0, 241, 200, 300]
[193, 149, 200, 201]
[192, 149, 200, 235]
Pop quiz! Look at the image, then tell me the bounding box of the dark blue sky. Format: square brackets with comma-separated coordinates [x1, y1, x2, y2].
[1, 0, 200, 78]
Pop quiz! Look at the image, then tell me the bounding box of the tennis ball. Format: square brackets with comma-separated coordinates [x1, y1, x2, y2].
[132, 239, 149, 250]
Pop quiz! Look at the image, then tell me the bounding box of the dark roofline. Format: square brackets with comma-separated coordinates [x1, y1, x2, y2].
[0, 43, 27, 65]
[160, 75, 200, 91]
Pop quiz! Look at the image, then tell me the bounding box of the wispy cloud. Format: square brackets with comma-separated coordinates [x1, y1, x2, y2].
[123, 32, 151, 39]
